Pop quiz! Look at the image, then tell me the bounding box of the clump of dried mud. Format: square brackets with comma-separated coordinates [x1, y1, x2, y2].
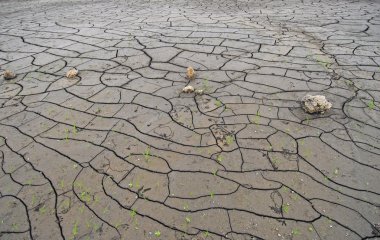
[301, 94, 332, 114]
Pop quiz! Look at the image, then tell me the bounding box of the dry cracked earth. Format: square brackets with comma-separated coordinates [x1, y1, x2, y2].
[0, 0, 380, 239]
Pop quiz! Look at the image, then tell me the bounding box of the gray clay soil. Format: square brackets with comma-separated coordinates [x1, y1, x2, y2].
[0, 0, 379, 239]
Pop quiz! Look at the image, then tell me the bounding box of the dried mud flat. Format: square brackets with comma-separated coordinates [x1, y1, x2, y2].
[0, 0, 380, 239]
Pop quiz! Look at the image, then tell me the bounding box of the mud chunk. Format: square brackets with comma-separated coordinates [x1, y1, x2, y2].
[66, 68, 78, 78]
[195, 89, 204, 95]
[301, 94, 332, 114]
[186, 66, 195, 80]
[2, 70, 16, 80]
[182, 85, 194, 93]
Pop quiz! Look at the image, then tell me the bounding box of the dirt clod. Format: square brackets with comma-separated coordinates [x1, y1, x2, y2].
[2, 70, 16, 80]
[186, 66, 195, 80]
[182, 85, 194, 93]
[301, 94, 332, 114]
[66, 68, 78, 78]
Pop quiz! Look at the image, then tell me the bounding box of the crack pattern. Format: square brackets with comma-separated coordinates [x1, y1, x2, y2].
[0, 0, 379, 239]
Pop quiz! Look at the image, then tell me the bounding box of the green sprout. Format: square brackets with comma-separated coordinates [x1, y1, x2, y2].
[185, 216, 191, 224]
[214, 100, 222, 108]
[154, 230, 161, 237]
[291, 228, 300, 236]
[225, 135, 234, 145]
[72, 221, 78, 236]
[65, 129, 69, 142]
[210, 191, 214, 198]
[202, 78, 211, 93]
[368, 100, 376, 110]
[73, 124, 77, 134]
[282, 203, 290, 214]
[203, 231, 210, 237]
[143, 147, 151, 162]
[216, 155, 223, 163]
[39, 205, 47, 214]
[130, 209, 137, 219]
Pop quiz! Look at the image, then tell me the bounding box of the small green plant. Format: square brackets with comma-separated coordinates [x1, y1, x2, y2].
[368, 100, 376, 110]
[183, 203, 189, 211]
[73, 124, 77, 134]
[72, 221, 79, 237]
[282, 203, 290, 214]
[210, 191, 214, 199]
[202, 78, 211, 92]
[128, 182, 133, 188]
[291, 228, 300, 236]
[59, 180, 64, 189]
[39, 205, 47, 214]
[216, 155, 223, 163]
[185, 216, 191, 224]
[11, 223, 19, 231]
[65, 129, 69, 142]
[130, 209, 137, 219]
[154, 230, 161, 237]
[214, 100, 222, 108]
[252, 111, 261, 124]
[143, 147, 151, 162]
[203, 231, 210, 237]
[225, 135, 234, 145]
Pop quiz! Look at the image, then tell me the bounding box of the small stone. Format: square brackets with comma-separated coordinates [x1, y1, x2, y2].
[66, 68, 78, 78]
[2, 70, 16, 80]
[301, 94, 332, 114]
[182, 85, 194, 93]
[186, 66, 195, 80]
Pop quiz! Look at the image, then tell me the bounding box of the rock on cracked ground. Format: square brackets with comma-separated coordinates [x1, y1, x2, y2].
[0, 0, 380, 239]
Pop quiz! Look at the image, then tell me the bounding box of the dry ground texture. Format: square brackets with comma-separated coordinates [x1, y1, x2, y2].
[0, 0, 380, 239]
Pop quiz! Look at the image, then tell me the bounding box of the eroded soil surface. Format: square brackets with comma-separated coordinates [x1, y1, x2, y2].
[0, 0, 379, 239]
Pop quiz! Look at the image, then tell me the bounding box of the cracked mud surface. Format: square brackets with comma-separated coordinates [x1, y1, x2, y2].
[0, 0, 380, 239]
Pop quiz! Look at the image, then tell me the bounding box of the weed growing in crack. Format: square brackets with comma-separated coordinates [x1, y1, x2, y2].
[73, 124, 78, 134]
[210, 191, 215, 199]
[251, 111, 261, 125]
[11, 223, 19, 231]
[144, 146, 151, 162]
[65, 128, 69, 142]
[130, 209, 137, 219]
[214, 100, 222, 108]
[368, 100, 376, 110]
[216, 154, 223, 163]
[203, 231, 210, 237]
[183, 203, 189, 211]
